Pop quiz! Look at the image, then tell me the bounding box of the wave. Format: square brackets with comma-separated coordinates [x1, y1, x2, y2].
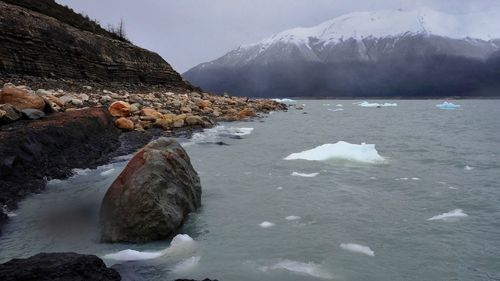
[291, 172, 319, 177]
[171, 256, 201, 273]
[427, 209, 468, 221]
[103, 234, 195, 261]
[100, 168, 115, 177]
[285, 141, 385, 163]
[259, 259, 333, 279]
[340, 243, 375, 256]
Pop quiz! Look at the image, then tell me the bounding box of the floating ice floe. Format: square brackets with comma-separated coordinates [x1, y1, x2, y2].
[436, 101, 461, 110]
[327, 108, 344, 112]
[103, 234, 195, 261]
[340, 243, 375, 256]
[285, 216, 301, 221]
[427, 209, 468, 221]
[285, 141, 385, 164]
[172, 256, 201, 273]
[260, 221, 275, 228]
[357, 101, 397, 107]
[259, 259, 333, 279]
[100, 168, 115, 177]
[291, 172, 320, 177]
[272, 98, 296, 105]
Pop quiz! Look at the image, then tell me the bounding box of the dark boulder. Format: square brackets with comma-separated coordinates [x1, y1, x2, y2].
[21, 108, 46, 120]
[0, 252, 121, 281]
[100, 138, 201, 243]
[0, 104, 22, 124]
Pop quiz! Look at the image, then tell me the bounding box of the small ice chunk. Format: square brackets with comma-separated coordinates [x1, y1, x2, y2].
[260, 221, 275, 228]
[427, 209, 468, 221]
[285, 216, 301, 221]
[447, 186, 458, 190]
[465, 165, 474, 170]
[100, 168, 115, 176]
[327, 108, 344, 112]
[285, 141, 384, 163]
[291, 172, 319, 177]
[340, 243, 375, 256]
[336, 104, 343, 107]
[259, 259, 333, 279]
[276, 186, 283, 190]
[436, 101, 460, 110]
[411, 177, 420, 180]
[358, 101, 397, 107]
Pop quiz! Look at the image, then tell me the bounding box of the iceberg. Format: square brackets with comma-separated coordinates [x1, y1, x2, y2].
[436, 101, 460, 110]
[357, 101, 397, 107]
[103, 234, 195, 261]
[272, 98, 296, 105]
[259, 259, 333, 279]
[285, 141, 385, 163]
[340, 243, 375, 256]
[427, 209, 467, 221]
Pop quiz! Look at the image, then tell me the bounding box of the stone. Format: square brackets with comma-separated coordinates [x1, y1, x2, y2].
[196, 99, 212, 108]
[70, 98, 83, 106]
[115, 117, 134, 130]
[173, 119, 184, 128]
[180, 106, 192, 113]
[0, 104, 22, 123]
[100, 95, 112, 103]
[21, 109, 45, 120]
[79, 94, 89, 101]
[108, 101, 131, 117]
[238, 108, 256, 118]
[185, 115, 204, 126]
[59, 95, 73, 105]
[100, 138, 202, 243]
[140, 107, 162, 118]
[0, 86, 45, 111]
[0, 252, 121, 281]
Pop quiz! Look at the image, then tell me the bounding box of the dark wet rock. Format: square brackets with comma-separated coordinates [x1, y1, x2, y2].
[100, 138, 201, 243]
[175, 279, 218, 281]
[0, 104, 21, 124]
[0, 211, 7, 234]
[0, 108, 121, 233]
[0, 252, 121, 281]
[21, 108, 46, 120]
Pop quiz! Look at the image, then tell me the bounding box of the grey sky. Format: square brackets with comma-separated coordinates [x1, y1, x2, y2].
[56, 0, 500, 73]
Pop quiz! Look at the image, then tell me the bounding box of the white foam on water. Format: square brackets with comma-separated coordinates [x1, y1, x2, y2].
[272, 98, 297, 105]
[395, 177, 409, 181]
[327, 108, 344, 112]
[260, 221, 275, 228]
[188, 126, 254, 145]
[285, 216, 301, 221]
[171, 256, 201, 274]
[285, 141, 384, 163]
[103, 234, 195, 261]
[291, 172, 320, 178]
[358, 101, 397, 107]
[448, 186, 458, 190]
[340, 243, 375, 256]
[427, 209, 468, 221]
[411, 177, 420, 181]
[465, 165, 474, 170]
[436, 101, 461, 110]
[259, 259, 333, 279]
[72, 168, 91, 176]
[336, 104, 343, 107]
[276, 186, 283, 190]
[369, 176, 377, 180]
[323, 103, 331, 106]
[100, 168, 115, 177]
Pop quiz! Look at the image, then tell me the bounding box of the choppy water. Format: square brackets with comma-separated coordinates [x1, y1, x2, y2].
[1, 100, 500, 281]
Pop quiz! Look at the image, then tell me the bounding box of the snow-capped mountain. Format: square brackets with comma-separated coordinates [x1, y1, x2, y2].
[184, 8, 500, 98]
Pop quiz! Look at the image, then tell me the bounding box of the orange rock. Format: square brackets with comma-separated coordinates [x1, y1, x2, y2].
[108, 101, 131, 117]
[140, 107, 162, 118]
[196, 99, 212, 109]
[185, 115, 204, 126]
[0, 86, 45, 111]
[115, 117, 134, 130]
[238, 108, 256, 118]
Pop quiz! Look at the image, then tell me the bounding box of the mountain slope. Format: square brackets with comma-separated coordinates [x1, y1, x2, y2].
[184, 8, 500, 97]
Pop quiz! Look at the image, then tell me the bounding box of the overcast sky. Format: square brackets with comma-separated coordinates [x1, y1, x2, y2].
[56, 0, 500, 73]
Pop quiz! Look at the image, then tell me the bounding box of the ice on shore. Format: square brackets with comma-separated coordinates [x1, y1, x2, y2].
[285, 141, 385, 163]
[340, 243, 375, 256]
[291, 172, 320, 177]
[357, 101, 397, 107]
[103, 234, 195, 261]
[436, 101, 460, 110]
[427, 209, 467, 221]
[259, 259, 333, 279]
[272, 98, 296, 105]
[260, 221, 275, 228]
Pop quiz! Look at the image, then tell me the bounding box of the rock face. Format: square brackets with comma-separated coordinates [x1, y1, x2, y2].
[0, 1, 189, 87]
[100, 138, 201, 243]
[0, 252, 121, 281]
[0, 108, 121, 213]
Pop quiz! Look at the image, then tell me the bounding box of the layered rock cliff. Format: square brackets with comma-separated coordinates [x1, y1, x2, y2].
[0, 0, 189, 88]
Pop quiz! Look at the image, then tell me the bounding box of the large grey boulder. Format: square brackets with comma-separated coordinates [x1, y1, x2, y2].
[100, 138, 201, 243]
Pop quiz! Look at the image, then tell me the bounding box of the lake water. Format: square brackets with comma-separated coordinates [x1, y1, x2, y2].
[1, 100, 499, 281]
